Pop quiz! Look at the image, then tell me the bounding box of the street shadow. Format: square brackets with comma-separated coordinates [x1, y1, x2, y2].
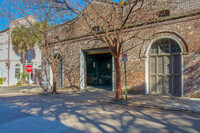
[0, 103, 83, 133]
[0, 92, 199, 133]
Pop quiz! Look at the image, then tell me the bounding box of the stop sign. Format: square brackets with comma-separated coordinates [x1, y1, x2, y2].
[25, 65, 33, 73]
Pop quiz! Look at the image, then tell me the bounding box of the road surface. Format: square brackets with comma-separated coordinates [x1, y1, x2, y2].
[0, 93, 199, 133]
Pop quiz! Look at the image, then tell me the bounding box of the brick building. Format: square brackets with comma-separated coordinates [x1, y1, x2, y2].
[44, 0, 200, 97]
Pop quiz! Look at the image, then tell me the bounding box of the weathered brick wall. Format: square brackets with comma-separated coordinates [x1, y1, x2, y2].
[74, 0, 200, 37]
[170, 0, 200, 15]
[55, 0, 200, 39]
[183, 53, 200, 98]
[120, 15, 200, 96]
[57, 15, 200, 98]
[43, 0, 200, 97]
[57, 37, 109, 88]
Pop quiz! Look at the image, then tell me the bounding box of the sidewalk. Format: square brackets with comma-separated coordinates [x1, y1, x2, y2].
[57, 89, 200, 114]
[125, 95, 200, 113]
[19, 87, 200, 114]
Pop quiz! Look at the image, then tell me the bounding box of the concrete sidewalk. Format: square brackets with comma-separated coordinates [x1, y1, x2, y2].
[125, 95, 200, 114]
[48, 89, 200, 114]
[56, 89, 200, 114]
[19, 87, 200, 114]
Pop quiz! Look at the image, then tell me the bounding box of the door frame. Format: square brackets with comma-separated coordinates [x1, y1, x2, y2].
[80, 49, 115, 91]
[145, 36, 184, 96]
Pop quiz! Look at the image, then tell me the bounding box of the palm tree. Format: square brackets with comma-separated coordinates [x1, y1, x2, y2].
[11, 25, 38, 83]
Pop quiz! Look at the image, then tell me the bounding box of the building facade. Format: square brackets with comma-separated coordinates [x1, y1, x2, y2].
[45, 0, 200, 97]
[0, 16, 42, 86]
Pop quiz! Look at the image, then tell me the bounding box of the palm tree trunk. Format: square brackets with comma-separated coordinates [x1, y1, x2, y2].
[23, 48, 26, 73]
[21, 48, 26, 84]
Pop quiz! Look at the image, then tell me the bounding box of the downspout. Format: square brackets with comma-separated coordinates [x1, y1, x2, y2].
[8, 28, 10, 86]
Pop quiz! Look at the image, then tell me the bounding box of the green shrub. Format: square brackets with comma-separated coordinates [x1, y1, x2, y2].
[16, 82, 21, 86]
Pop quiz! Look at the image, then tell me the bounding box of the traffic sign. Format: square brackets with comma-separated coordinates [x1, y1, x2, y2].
[122, 53, 127, 62]
[25, 65, 33, 73]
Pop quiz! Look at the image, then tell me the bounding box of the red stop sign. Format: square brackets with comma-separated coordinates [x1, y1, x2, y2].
[25, 65, 33, 73]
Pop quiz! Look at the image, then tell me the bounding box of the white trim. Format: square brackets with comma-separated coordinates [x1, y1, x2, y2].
[62, 60, 64, 89]
[181, 53, 184, 97]
[112, 57, 114, 91]
[145, 36, 184, 96]
[80, 49, 114, 91]
[80, 50, 86, 89]
[145, 57, 149, 95]
[50, 66, 53, 87]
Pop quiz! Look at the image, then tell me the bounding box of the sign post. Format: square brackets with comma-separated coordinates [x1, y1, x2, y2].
[122, 53, 128, 101]
[25, 65, 33, 90]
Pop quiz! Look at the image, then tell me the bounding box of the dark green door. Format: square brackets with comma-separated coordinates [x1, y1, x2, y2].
[87, 53, 112, 86]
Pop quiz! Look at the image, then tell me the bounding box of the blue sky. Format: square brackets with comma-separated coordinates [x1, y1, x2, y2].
[0, 0, 7, 31]
[0, 0, 121, 31]
[0, 0, 83, 31]
[0, 0, 21, 31]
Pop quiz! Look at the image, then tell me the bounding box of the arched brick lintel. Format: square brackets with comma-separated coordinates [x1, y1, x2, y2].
[140, 31, 189, 58]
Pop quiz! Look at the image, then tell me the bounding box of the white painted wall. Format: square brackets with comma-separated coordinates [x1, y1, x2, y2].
[0, 16, 42, 86]
[0, 62, 8, 85]
[9, 43, 21, 61]
[0, 30, 9, 60]
[80, 50, 86, 89]
[9, 16, 37, 29]
[9, 61, 22, 85]
[8, 46, 42, 85]
[0, 30, 9, 86]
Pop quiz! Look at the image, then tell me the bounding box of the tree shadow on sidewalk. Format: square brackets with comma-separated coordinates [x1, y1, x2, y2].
[0, 93, 200, 133]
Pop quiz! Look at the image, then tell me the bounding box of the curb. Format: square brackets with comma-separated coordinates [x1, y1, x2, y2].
[81, 100, 200, 114]
[107, 101, 200, 114]
[128, 104, 200, 114]
[0, 93, 26, 96]
[19, 90, 50, 95]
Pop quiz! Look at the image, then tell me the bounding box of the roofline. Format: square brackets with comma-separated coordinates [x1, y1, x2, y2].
[48, 0, 138, 30]
[9, 16, 38, 25]
[49, 10, 200, 45]
[89, 0, 119, 5]
[0, 28, 9, 34]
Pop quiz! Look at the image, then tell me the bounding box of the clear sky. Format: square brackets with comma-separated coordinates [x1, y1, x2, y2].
[0, 0, 7, 31]
[0, 0, 120, 31]
[0, 0, 82, 31]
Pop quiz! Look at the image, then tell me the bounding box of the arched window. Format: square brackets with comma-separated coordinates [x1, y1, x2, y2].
[150, 39, 181, 55]
[15, 64, 21, 68]
[38, 65, 42, 69]
[15, 64, 21, 79]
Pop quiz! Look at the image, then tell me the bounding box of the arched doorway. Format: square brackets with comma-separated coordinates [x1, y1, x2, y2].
[54, 54, 63, 88]
[148, 38, 182, 96]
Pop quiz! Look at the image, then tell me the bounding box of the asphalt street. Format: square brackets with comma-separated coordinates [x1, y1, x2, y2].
[0, 91, 199, 133]
[0, 85, 39, 94]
